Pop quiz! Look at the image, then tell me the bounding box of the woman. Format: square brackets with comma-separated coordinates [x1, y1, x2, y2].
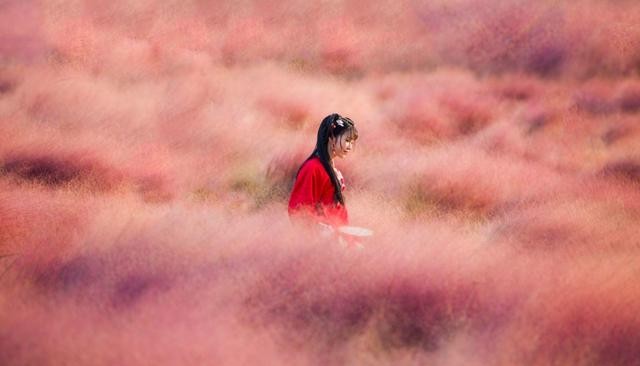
[288, 113, 358, 227]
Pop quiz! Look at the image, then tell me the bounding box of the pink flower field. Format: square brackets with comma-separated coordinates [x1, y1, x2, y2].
[1, 0, 640, 364]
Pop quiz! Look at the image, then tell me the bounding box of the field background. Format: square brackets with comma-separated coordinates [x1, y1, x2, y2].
[2, 0, 640, 365]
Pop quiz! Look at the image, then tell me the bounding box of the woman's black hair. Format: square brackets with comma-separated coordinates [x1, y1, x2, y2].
[296, 113, 358, 205]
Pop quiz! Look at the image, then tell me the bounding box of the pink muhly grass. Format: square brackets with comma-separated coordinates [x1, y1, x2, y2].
[2, 1, 640, 364]
[614, 81, 640, 114]
[0, 0, 47, 63]
[257, 95, 311, 130]
[573, 81, 617, 115]
[1, 149, 124, 192]
[399, 144, 569, 219]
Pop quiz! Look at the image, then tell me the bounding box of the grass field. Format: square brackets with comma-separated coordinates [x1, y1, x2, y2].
[1, 0, 640, 364]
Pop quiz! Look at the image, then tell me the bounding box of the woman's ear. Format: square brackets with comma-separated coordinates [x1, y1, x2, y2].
[328, 136, 336, 155]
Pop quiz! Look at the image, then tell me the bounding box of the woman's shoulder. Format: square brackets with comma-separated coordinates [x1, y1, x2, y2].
[298, 157, 329, 179]
[299, 156, 324, 172]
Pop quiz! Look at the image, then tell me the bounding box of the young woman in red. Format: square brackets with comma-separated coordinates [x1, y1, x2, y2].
[288, 113, 358, 228]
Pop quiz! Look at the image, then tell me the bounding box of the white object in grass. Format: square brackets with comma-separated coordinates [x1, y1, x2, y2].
[337, 226, 373, 237]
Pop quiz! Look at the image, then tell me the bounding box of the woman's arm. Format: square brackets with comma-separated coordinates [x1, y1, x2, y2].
[288, 161, 322, 214]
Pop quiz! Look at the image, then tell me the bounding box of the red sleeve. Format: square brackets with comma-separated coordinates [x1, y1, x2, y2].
[288, 159, 329, 218]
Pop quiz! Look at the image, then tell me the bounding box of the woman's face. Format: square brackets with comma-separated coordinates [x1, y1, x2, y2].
[330, 131, 356, 159]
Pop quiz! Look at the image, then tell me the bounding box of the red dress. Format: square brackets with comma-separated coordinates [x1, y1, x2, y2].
[288, 157, 349, 226]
